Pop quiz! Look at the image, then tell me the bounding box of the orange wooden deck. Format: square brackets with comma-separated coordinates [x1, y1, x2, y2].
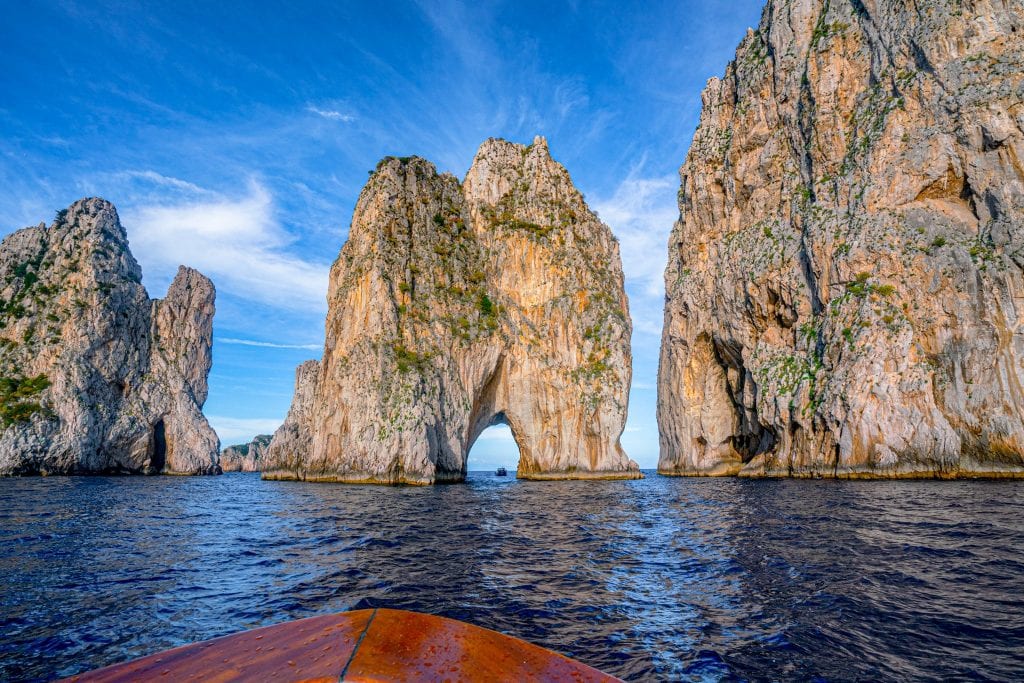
[61, 608, 621, 682]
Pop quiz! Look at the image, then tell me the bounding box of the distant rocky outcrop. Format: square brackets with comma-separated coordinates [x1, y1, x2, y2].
[264, 137, 640, 483]
[658, 1, 1024, 477]
[220, 434, 272, 472]
[0, 198, 220, 475]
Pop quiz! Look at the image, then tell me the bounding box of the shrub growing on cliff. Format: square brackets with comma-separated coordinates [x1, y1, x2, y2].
[0, 373, 50, 426]
[479, 293, 494, 316]
[392, 344, 431, 373]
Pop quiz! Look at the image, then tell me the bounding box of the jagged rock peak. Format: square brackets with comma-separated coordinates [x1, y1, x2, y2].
[220, 434, 272, 472]
[0, 198, 220, 475]
[657, 0, 1024, 478]
[264, 136, 640, 484]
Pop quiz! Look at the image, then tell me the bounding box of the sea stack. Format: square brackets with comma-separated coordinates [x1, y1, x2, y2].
[264, 137, 640, 483]
[0, 198, 220, 475]
[658, 1, 1024, 477]
[220, 434, 272, 472]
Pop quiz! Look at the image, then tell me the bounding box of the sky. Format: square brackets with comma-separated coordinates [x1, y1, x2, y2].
[0, 0, 764, 470]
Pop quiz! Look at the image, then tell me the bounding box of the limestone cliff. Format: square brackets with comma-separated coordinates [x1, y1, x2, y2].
[265, 360, 319, 476]
[220, 434, 272, 472]
[658, 0, 1024, 478]
[0, 198, 220, 475]
[264, 137, 639, 483]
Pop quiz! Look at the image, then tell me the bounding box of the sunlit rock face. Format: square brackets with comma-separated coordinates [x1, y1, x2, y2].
[658, 0, 1024, 478]
[264, 137, 640, 484]
[0, 198, 220, 475]
[220, 434, 272, 472]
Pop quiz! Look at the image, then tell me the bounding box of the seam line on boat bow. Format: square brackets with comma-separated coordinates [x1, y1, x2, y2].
[339, 608, 377, 681]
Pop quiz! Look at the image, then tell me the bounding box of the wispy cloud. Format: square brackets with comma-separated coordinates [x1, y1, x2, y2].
[593, 171, 678, 297]
[218, 337, 321, 350]
[124, 181, 330, 313]
[207, 415, 282, 445]
[306, 105, 355, 122]
[116, 170, 212, 195]
[593, 169, 678, 337]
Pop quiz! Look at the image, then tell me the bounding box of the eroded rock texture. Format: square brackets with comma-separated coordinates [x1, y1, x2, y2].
[264, 137, 639, 483]
[658, 0, 1024, 478]
[221, 434, 272, 472]
[0, 198, 220, 475]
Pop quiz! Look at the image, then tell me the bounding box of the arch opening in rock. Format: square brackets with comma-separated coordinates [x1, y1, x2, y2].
[149, 419, 167, 474]
[465, 416, 523, 478]
[262, 138, 641, 483]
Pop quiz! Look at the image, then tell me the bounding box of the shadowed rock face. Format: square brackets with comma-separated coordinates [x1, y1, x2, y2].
[658, 0, 1024, 478]
[0, 198, 220, 475]
[264, 137, 640, 484]
[220, 434, 272, 472]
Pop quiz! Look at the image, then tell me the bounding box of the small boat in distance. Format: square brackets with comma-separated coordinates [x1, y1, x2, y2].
[495, 467, 508, 476]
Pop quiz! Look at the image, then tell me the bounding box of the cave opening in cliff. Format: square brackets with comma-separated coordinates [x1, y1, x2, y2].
[710, 336, 778, 464]
[150, 419, 167, 473]
[466, 420, 522, 476]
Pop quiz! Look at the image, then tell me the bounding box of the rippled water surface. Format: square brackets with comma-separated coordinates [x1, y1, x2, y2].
[2, 473, 1023, 681]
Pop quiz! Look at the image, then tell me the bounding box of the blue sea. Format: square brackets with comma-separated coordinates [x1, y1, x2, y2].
[1, 472, 1022, 681]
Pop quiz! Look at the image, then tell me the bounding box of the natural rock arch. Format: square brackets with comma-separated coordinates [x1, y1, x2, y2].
[461, 359, 547, 480]
[264, 138, 641, 484]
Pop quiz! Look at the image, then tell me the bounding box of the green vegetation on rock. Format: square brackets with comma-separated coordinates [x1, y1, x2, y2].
[0, 373, 50, 427]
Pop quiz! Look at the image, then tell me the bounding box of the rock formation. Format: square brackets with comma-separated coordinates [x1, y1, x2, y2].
[220, 434, 272, 472]
[265, 360, 319, 477]
[264, 137, 640, 483]
[658, 0, 1024, 478]
[0, 198, 220, 475]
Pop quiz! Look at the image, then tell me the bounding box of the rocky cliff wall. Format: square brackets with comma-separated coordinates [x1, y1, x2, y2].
[264, 137, 639, 483]
[221, 434, 272, 472]
[658, 0, 1024, 478]
[0, 198, 220, 475]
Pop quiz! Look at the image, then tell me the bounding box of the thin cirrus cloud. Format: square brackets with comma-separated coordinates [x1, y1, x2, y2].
[306, 105, 355, 122]
[217, 337, 322, 351]
[114, 170, 213, 196]
[123, 181, 330, 314]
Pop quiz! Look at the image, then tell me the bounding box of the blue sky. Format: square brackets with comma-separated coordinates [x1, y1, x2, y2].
[0, 0, 764, 469]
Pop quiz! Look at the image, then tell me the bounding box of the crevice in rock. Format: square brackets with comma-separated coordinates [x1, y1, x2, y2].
[849, 0, 902, 86]
[907, 38, 936, 76]
[767, 287, 799, 328]
[964, 176, 981, 222]
[982, 189, 1001, 223]
[799, 236, 824, 315]
[149, 419, 166, 474]
[982, 127, 1005, 152]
